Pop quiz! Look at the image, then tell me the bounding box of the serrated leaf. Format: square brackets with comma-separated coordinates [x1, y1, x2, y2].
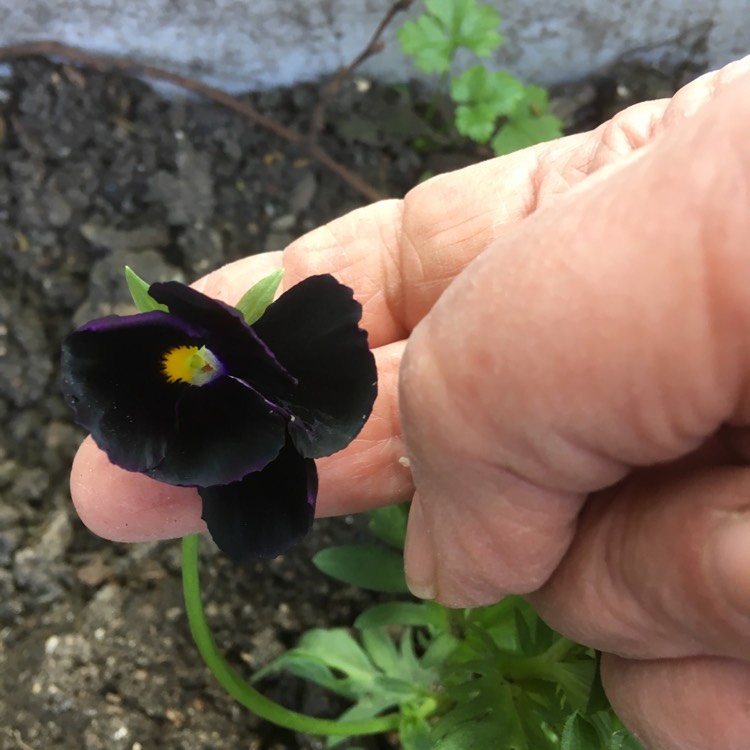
[451, 66, 525, 142]
[234, 268, 284, 325]
[360, 628, 401, 675]
[433, 684, 527, 749]
[397, 15, 454, 73]
[490, 84, 562, 155]
[261, 654, 354, 698]
[426, 0, 471, 29]
[367, 502, 409, 549]
[398, 0, 502, 74]
[455, 4, 503, 57]
[561, 712, 602, 750]
[313, 544, 409, 593]
[125, 266, 168, 313]
[355, 601, 442, 630]
[427, 0, 502, 57]
[421, 630, 461, 669]
[400, 711, 433, 750]
[491, 113, 563, 154]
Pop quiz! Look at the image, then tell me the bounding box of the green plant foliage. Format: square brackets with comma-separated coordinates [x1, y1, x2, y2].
[398, 0, 563, 156]
[257, 626, 439, 749]
[490, 85, 563, 155]
[367, 501, 410, 549]
[243, 517, 646, 750]
[397, 0, 502, 73]
[312, 543, 409, 593]
[354, 601, 444, 629]
[125, 266, 168, 313]
[451, 65, 525, 142]
[234, 268, 284, 325]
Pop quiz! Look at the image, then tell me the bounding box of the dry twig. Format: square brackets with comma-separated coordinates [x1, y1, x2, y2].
[0, 40, 385, 202]
[308, 0, 416, 138]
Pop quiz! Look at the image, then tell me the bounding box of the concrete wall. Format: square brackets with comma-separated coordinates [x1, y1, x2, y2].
[0, 1, 747, 90]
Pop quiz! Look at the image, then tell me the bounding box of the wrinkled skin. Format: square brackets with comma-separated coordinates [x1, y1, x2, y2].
[71, 58, 750, 750]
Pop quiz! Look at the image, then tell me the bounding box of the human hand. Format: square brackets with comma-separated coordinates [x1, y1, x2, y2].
[71, 58, 750, 748]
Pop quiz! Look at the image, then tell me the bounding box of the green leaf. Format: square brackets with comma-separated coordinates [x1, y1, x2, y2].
[234, 268, 284, 325]
[355, 601, 443, 630]
[400, 710, 433, 750]
[560, 712, 602, 750]
[586, 652, 611, 714]
[398, 14, 455, 73]
[367, 502, 409, 549]
[313, 544, 409, 593]
[397, 0, 502, 74]
[451, 66, 525, 142]
[125, 266, 168, 313]
[360, 628, 402, 675]
[262, 654, 354, 698]
[327, 697, 407, 748]
[490, 85, 563, 155]
[513, 606, 534, 655]
[612, 730, 647, 750]
[557, 658, 598, 713]
[297, 628, 375, 679]
[491, 113, 563, 155]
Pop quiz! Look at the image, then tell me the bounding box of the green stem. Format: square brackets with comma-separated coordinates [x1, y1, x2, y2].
[181, 534, 401, 737]
[500, 636, 578, 683]
[423, 70, 450, 125]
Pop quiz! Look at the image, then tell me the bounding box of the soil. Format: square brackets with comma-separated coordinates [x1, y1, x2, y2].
[0, 51, 701, 750]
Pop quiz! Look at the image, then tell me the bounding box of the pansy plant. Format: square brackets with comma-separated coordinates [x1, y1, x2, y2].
[62, 269, 645, 749]
[61, 268, 377, 561]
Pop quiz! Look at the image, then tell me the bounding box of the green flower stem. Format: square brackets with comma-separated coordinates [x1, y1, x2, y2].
[424, 70, 450, 125]
[181, 534, 401, 737]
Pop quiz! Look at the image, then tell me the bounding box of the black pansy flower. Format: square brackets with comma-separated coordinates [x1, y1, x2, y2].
[61, 274, 377, 561]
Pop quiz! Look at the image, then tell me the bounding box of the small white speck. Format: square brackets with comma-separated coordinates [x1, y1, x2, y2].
[113, 726, 129, 741]
[44, 635, 59, 655]
[94, 627, 106, 641]
[398, 456, 411, 468]
[289, 415, 296, 422]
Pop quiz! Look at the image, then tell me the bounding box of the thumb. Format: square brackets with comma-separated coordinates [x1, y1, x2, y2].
[399, 70, 750, 607]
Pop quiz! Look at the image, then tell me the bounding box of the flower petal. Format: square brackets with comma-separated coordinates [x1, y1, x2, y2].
[199, 438, 317, 561]
[149, 281, 296, 395]
[60, 311, 201, 473]
[251, 275, 378, 458]
[147, 376, 287, 487]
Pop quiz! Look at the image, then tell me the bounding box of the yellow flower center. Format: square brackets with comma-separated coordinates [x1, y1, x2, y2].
[161, 345, 223, 386]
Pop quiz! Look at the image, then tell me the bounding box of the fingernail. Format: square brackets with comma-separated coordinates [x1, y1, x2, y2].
[404, 496, 437, 600]
[709, 515, 750, 615]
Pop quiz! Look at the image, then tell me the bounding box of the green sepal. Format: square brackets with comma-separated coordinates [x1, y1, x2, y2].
[125, 266, 169, 314]
[235, 269, 284, 325]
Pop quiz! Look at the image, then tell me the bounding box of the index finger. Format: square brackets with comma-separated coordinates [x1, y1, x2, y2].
[69, 61, 749, 544]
